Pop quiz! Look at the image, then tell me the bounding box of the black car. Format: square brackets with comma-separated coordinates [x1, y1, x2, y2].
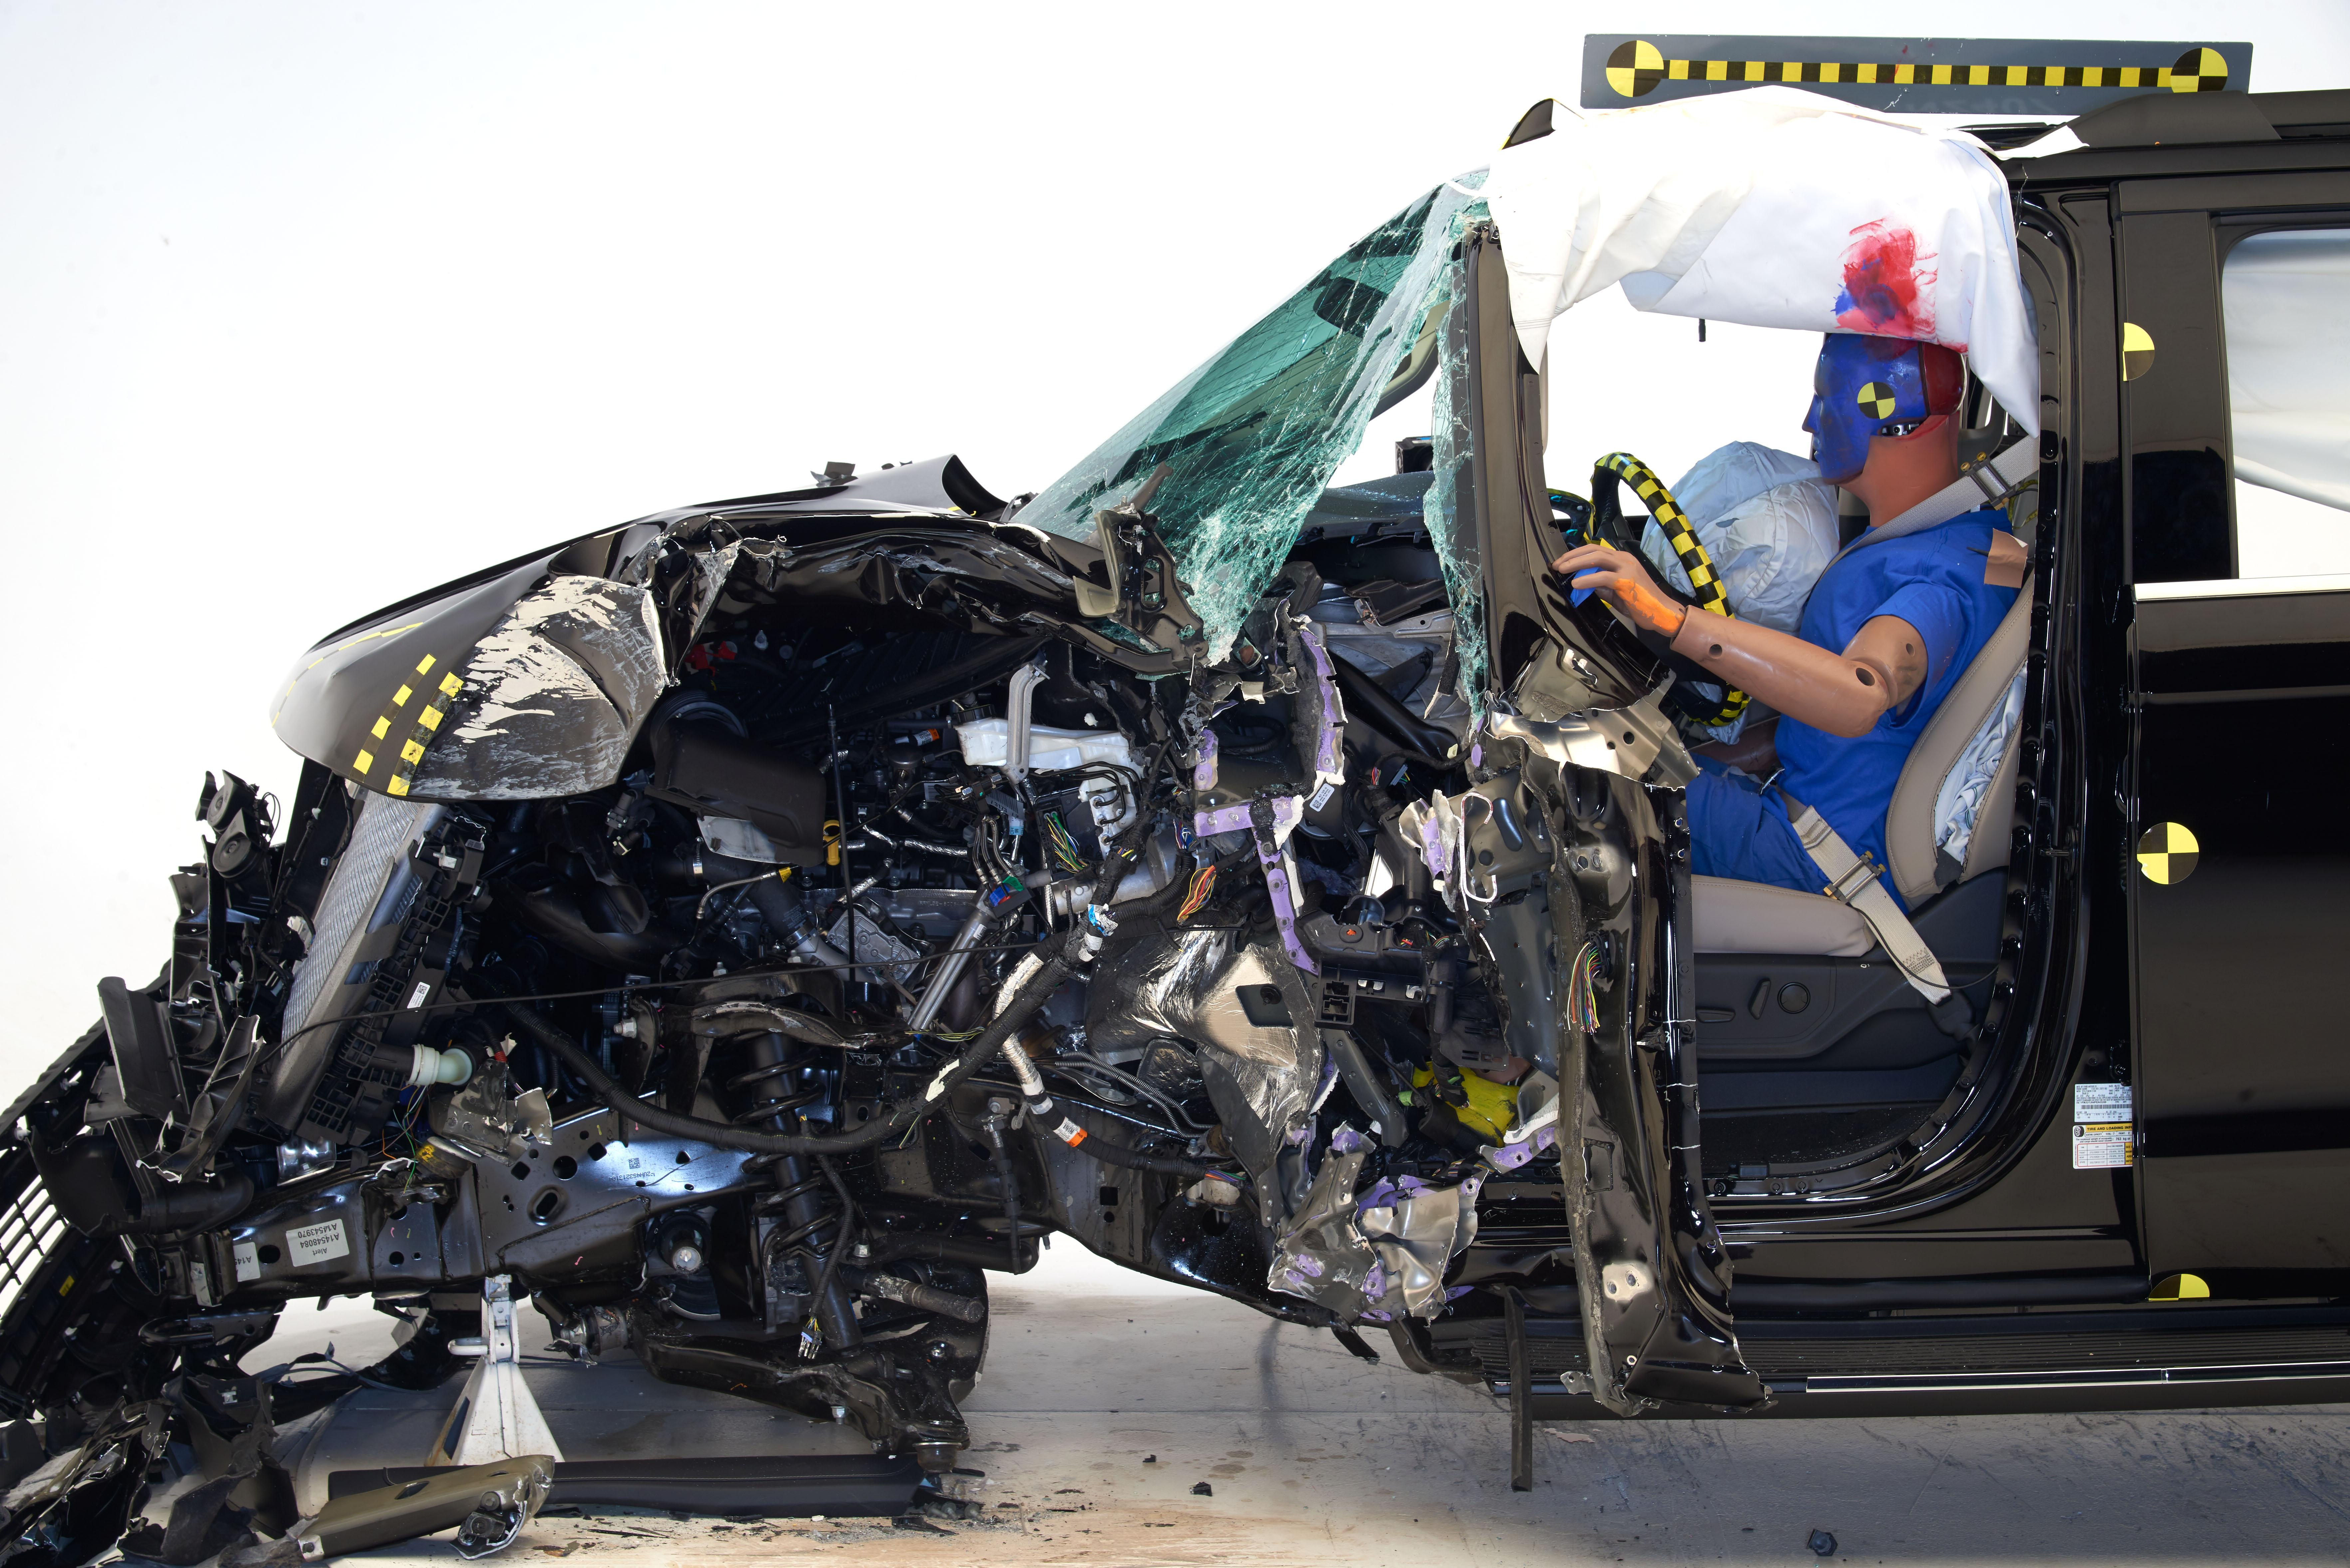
[3, 44, 2347, 1565]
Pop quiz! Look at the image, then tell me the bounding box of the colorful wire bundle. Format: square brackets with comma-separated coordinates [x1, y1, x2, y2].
[1567, 941, 1602, 1034]
[1177, 864, 1217, 922]
[1044, 811, 1086, 873]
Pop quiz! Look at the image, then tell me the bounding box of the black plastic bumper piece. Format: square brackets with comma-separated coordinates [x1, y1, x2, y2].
[327, 1454, 924, 1517]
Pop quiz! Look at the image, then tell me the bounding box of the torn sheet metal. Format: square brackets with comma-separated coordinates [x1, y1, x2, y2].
[1268, 1141, 1376, 1315]
[715, 533, 1082, 638]
[1293, 620, 1349, 809]
[409, 574, 669, 800]
[1477, 684, 1698, 790]
[1482, 86, 2039, 434]
[1268, 1129, 1485, 1322]
[1087, 922, 1322, 1218]
[1359, 1169, 1483, 1320]
[1086, 925, 1297, 1068]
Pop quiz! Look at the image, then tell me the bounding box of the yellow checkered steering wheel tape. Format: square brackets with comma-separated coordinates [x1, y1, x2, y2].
[1597, 452, 1749, 729]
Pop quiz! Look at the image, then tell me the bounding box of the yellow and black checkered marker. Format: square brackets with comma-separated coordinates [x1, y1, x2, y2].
[1579, 36, 2248, 114]
[351, 650, 462, 798]
[1856, 382, 1898, 421]
[2122, 322, 2157, 383]
[1604, 39, 1666, 99]
[2136, 821, 2199, 885]
[1595, 452, 1749, 730]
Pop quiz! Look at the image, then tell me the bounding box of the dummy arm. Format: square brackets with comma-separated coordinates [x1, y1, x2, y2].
[1551, 544, 1928, 740]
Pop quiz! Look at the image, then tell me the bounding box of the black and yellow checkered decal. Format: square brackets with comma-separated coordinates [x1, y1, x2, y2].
[1581, 36, 2248, 113]
[2136, 821, 2199, 885]
[1597, 452, 1749, 730]
[352, 651, 464, 799]
[1856, 382, 1898, 420]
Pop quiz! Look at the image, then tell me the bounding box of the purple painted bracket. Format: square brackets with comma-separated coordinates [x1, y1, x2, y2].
[1254, 812, 1318, 976]
[1193, 794, 1301, 841]
[1484, 1125, 1558, 1172]
[1192, 729, 1219, 791]
[1295, 621, 1345, 783]
[1194, 792, 1314, 972]
[1418, 807, 1447, 880]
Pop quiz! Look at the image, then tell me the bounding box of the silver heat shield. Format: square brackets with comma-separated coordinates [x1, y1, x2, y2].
[1086, 922, 1322, 1219]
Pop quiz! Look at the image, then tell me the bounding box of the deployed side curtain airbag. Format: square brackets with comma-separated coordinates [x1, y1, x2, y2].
[2225, 228, 2350, 513]
[1481, 87, 2040, 436]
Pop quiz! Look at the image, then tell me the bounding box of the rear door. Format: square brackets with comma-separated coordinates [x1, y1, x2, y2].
[2119, 170, 2350, 1287]
[1444, 220, 1766, 1411]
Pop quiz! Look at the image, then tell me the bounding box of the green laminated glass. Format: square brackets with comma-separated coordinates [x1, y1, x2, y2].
[1422, 246, 1486, 714]
[1018, 183, 1478, 654]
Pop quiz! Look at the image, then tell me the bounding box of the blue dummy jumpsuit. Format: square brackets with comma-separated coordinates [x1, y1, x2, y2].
[1684, 334, 2018, 910]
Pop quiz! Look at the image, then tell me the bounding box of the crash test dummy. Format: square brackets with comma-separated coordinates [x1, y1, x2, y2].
[1551, 333, 2021, 907]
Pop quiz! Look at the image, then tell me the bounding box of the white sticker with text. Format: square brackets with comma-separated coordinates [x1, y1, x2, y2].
[2073, 1082, 2132, 1123]
[285, 1218, 350, 1266]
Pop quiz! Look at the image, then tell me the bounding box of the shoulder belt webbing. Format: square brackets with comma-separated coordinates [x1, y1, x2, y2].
[1782, 791, 1973, 1038]
[1820, 439, 2041, 578]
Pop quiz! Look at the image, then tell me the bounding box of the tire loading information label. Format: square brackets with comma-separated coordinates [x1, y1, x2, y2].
[2072, 1082, 2134, 1169]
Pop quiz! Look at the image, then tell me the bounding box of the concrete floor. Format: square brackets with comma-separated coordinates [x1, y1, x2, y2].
[264, 1246, 2350, 1565]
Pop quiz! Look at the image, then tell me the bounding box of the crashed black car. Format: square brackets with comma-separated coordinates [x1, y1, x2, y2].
[5, 44, 2350, 1565]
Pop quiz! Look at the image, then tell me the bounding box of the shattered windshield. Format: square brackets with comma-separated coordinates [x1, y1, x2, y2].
[1018, 181, 1479, 653]
[1422, 244, 1485, 713]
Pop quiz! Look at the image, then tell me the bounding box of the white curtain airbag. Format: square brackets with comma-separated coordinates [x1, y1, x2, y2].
[2226, 229, 2350, 514]
[1482, 87, 2039, 436]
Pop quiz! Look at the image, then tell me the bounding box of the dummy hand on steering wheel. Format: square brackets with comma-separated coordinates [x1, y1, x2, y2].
[1551, 542, 1689, 639]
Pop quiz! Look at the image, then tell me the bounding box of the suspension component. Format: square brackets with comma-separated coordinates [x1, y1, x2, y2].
[742, 1025, 859, 1356]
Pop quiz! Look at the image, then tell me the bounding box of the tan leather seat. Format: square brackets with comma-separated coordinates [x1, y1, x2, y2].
[1691, 875, 1874, 956]
[1693, 581, 2030, 954]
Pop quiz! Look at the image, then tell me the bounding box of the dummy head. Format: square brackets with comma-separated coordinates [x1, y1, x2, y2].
[1803, 334, 1965, 502]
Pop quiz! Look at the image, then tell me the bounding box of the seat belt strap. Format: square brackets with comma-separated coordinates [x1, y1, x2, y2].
[1782, 794, 1955, 1008]
[1819, 438, 2041, 576]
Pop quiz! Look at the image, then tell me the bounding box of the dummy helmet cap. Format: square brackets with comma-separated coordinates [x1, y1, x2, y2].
[1803, 333, 1964, 486]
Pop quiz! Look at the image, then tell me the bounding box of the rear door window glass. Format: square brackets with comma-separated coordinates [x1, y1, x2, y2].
[2224, 227, 2350, 577]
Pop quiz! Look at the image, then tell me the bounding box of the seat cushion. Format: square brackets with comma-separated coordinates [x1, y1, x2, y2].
[1691, 874, 1875, 957]
[1884, 581, 2032, 905]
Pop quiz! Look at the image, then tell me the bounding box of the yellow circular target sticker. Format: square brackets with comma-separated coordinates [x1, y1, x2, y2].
[2169, 48, 2230, 93]
[2137, 821, 2199, 885]
[1606, 39, 1665, 98]
[2122, 322, 2157, 382]
[1856, 382, 1898, 419]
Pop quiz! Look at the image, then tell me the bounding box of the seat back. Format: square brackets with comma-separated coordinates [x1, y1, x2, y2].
[1882, 579, 2032, 906]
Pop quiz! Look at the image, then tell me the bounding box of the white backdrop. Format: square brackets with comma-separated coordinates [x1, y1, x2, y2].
[4, 1, 2346, 1093]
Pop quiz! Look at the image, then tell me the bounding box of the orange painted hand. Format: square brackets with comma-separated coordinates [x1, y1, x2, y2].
[1551, 543, 1688, 639]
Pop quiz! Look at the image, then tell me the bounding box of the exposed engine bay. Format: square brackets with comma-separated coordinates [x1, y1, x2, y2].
[0, 459, 1737, 1563]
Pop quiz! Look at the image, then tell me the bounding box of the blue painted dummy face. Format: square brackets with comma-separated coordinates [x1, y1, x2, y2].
[1802, 333, 1963, 486]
